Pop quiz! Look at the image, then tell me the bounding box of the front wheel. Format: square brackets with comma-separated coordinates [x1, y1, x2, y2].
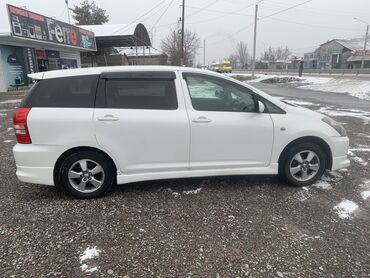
[59, 150, 115, 198]
[283, 142, 327, 187]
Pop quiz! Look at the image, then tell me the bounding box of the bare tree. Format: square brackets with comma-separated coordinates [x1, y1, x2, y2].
[228, 54, 238, 69]
[260, 46, 291, 61]
[161, 29, 200, 66]
[236, 41, 249, 69]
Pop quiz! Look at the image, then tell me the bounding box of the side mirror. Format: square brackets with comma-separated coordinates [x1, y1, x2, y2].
[258, 101, 265, 113]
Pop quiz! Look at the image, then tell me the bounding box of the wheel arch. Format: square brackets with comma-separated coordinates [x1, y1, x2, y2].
[278, 136, 333, 172]
[53, 146, 118, 186]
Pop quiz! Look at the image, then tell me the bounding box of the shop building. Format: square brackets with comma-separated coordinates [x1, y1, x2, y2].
[0, 4, 96, 92]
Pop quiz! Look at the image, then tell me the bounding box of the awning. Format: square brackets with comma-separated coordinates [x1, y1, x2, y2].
[79, 23, 151, 48]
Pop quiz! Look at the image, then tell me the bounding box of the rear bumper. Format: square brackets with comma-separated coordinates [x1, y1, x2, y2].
[16, 166, 54, 186]
[328, 136, 350, 170]
[13, 144, 59, 186]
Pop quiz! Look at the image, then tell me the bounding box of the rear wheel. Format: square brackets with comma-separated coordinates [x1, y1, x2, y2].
[282, 142, 327, 187]
[59, 150, 115, 198]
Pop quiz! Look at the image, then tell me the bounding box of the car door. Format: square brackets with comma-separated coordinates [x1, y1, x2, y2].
[181, 72, 274, 170]
[93, 71, 190, 175]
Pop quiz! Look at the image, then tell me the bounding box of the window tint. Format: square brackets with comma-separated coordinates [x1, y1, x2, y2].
[184, 74, 257, 112]
[105, 79, 178, 110]
[21, 75, 98, 108]
[264, 100, 285, 114]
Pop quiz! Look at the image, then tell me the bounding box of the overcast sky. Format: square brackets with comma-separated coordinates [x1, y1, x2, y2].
[1, 0, 370, 64]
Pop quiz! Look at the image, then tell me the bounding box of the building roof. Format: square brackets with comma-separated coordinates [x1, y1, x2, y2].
[346, 54, 370, 62]
[321, 38, 370, 51]
[79, 23, 151, 48]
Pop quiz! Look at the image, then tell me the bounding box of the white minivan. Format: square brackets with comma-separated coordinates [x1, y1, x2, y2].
[13, 66, 350, 198]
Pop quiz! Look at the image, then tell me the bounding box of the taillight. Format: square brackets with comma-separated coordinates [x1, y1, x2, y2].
[13, 108, 32, 144]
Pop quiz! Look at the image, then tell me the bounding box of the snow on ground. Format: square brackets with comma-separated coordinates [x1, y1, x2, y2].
[0, 99, 21, 105]
[183, 188, 202, 195]
[317, 107, 370, 125]
[245, 74, 370, 100]
[79, 246, 101, 273]
[295, 172, 344, 201]
[361, 191, 370, 200]
[312, 180, 332, 190]
[355, 133, 370, 139]
[333, 200, 359, 219]
[348, 150, 368, 166]
[359, 180, 370, 201]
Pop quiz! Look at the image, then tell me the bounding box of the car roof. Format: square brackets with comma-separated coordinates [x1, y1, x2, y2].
[27, 66, 216, 80]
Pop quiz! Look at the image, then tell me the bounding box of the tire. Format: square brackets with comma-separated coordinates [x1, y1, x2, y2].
[58, 150, 115, 198]
[282, 142, 327, 187]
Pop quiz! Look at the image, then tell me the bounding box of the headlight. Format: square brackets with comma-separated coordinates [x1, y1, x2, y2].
[322, 117, 347, 136]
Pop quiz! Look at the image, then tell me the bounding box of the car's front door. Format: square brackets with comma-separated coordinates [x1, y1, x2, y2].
[181, 72, 274, 170]
[94, 71, 190, 175]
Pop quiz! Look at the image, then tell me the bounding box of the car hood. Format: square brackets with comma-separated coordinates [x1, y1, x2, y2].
[284, 102, 324, 120]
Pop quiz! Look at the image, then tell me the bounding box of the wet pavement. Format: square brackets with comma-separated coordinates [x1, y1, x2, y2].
[0, 85, 369, 277]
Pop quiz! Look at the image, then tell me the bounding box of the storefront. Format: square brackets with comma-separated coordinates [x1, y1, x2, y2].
[0, 4, 96, 92]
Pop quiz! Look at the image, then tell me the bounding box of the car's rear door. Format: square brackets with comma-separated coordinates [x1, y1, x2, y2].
[93, 71, 190, 175]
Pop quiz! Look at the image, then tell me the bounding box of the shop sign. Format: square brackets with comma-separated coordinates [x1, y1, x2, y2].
[7, 4, 96, 50]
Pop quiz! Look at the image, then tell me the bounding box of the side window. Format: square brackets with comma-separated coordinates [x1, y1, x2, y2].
[184, 74, 257, 112]
[22, 75, 98, 108]
[105, 79, 178, 110]
[264, 100, 285, 114]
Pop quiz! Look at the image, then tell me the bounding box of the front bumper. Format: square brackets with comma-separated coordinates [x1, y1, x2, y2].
[328, 136, 350, 170]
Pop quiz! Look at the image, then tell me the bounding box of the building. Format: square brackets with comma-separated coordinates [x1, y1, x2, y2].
[0, 4, 96, 92]
[304, 38, 370, 69]
[79, 24, 168, 67]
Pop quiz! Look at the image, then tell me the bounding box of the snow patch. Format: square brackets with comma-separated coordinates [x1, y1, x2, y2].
[79, 246, 101, 273]
[248, 74, 370, 100]
[312, 180, 332, 190]
[347, 150, 368, 166]
[317, 107, 370, 125]
[350, 147, 370, 152]
[360, 191, 370, 200]
[183, 188, 202, 195]
[333, 200, 359, 219]
[0, 99, 21, 105]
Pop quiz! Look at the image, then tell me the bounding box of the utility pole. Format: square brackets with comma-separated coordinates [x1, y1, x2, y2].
[354, 17, 369, 69]
[203, 40, 206, 66]
[65, 0, 71, 24]
[251, 3, 258, 78]
[180, 0, 185, 66]
[362, 24, 369, 69]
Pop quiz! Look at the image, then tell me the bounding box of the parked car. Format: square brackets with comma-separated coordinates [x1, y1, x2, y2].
[13, 66, 350, 198]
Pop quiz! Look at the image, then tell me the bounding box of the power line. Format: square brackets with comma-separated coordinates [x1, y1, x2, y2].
[259, 0, 313, 20]
[265, 17, 363, 31]
[111, 0, 168, 35]
[186, 0, 220, 19]
[150, 0, 176, 32]
[185, 5, 253, 17]
[206, 21, 255, 45]
[155, 2, 255, 30]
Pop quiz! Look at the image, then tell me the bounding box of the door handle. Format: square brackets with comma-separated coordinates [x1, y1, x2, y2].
[97, 115, 119, 122]
[192, 116, 212, 123]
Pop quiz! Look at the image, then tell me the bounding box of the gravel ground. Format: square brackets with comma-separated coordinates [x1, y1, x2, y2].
[0, 86, 369, 277]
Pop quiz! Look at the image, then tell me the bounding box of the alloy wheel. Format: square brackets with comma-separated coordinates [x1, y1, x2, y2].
[68, 159, 105, 193]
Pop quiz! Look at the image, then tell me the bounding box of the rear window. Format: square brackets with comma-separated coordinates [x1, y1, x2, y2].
[21, 75, 99, 108]
[105, 79, 178, 110]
